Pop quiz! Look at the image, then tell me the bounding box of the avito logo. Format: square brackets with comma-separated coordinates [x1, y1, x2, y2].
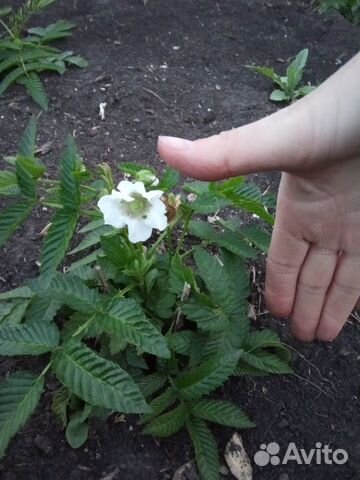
[254, 442, 349, 467]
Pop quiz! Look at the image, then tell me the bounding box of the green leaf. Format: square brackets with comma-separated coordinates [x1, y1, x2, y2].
[139, 387, 177, 425]
[190, 399, 255, 428]
[66, 404, 92, 448]
[0, 372, 44, 459]
[187, 192, 230, 214]
[183, 181, 211, 195]
[69, 224, 113, 255]
[15, 157, 37, 199]
[286, 48, 309, 92]
[0, 200, 34, 248]
[193, 248, 244, 316]
[65, 55, 88, 68]
[18, 72, 48, 110]
[143, 404, 188, 437]
[176, 351, 240, 400]
[138, 372, 168, 397]
[0, 300, 30, 326]
[118, 162, 154, 177]
[245, 329, 291, 363]
[59, 136, 81, 210]
[233, 361, 268, 377]
[270, 89, 288, 102]
[186, 417, 219, 480]
[220, 249, 250, 302]
[33, 272, 100, 312]
[98, 298, 170, 359]
[51, 386, 70, 428]
[157, 167, 180, 191]
[190, 221, 257, 258]
[182, 301, 229, 332]
[25, 295, 60, 323]
[0, 171, 20, 196]
[0, 321, 59, 355]
[240, 225, 271, 252]
[169, 253, 198, 295]
[240, 350, 293, 375]
[167, 331, 196, 356]
[0, 7, 12, 16]
[247, 65, 280, 82]
[0, 286, 33, 300]
[52, 341, 149, 413]
[40, 209, 78, 278]
[18, 117, 37, 159]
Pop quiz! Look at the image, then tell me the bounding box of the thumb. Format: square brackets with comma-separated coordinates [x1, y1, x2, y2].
[157, 99, 312, 181]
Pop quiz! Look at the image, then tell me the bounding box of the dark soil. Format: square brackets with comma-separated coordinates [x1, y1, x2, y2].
[1, 1, 360, 479]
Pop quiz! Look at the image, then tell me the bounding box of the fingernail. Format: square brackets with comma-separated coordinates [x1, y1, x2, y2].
[158, 136, 192, 150]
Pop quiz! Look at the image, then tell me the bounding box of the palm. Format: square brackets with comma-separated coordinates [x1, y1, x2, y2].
[266, 160, 360, 341]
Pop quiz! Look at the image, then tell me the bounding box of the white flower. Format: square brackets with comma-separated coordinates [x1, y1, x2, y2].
[98, 180, 167, 243]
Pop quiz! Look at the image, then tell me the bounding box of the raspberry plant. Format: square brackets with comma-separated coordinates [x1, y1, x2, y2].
[0, 119, 292, 480]
[0, 1, 87, 110]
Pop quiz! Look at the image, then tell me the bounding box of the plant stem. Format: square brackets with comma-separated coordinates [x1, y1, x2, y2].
[0, 18, 15, 39]
[175, 210, 192, 255]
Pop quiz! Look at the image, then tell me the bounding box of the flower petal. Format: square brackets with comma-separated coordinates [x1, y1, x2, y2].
[97, 194, 126, 228]
[127, 218, 153, 243]
[145, 198, 168, 231]
[144, 189, 164, 200]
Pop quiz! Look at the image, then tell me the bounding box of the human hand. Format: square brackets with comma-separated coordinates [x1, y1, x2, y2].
[157, 53, 360, 342]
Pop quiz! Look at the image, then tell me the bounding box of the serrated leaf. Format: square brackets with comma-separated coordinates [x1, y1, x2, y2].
[0, 200, 34, 248]
[25, 295, 60, 323]
[33, 272, 100, 312]
[0, 286, 33, 300]
[138, 372, 168, 397]
[183, 181, 211, 195]
[18, 117, 36, 158]
[186, 417, 219, 480]
[52, 341, 149, 413]
[240, 350, 293, 374]
[118, 162, 155, 176]
[157, 167, 180, 191]
[167, 331, 196, 356]
[0, 171, 20, 196]
[0, 321, 59, 355]
[286, 48, 309, 92]
[233, 361, 268, 377]
[190, 399, 254, 428]
[98, 298, 170, 359]
[245, 330, 291, 363]
[240, 225, 271, 252]
[69, 224, 113, 255]
[176, 351, 240, 400]
[220, 249, 250, 302]
[18, 72, 48, 110]
[187, 192, 230, 214]
[59, 137, 81, 210]
[139, 387, 177, 425]
[0, 372, 44, 458]
[15, 157, 37, 199]
[143, 403, 187, 437]
[190, 221, 257, 258]
[40, 208, 78, 278]
[0, 299, 30, 326]
[51, 386, 70, 428]
[182, 301, 229, 332]
[193, 248, 244, 316]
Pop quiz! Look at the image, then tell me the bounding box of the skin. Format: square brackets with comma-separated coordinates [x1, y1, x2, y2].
[157, 52, 360, 342]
